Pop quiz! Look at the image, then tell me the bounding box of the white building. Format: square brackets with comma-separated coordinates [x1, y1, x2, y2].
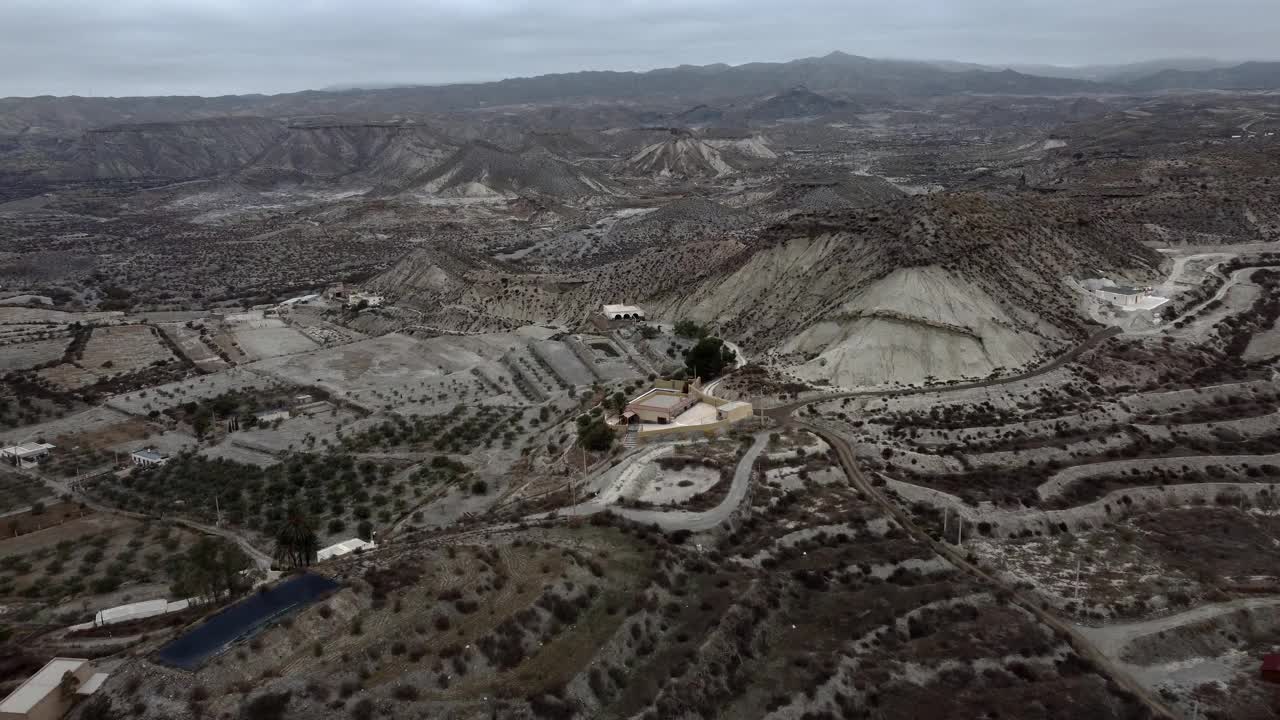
[254, 409, 291, 424]
[1, 442, 54, 468]
[346, 292, 385, 309]
[130, 448, 169, 467]
[317, 538, 377, 562]
[1096, 286, 1150, 306]
[0, 657, 105, 720]
[602, 304, 646, 321]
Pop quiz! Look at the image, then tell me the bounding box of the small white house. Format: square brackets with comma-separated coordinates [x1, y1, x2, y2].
[346, 292, 385, 309]
[317, 538, 377, 562]
[254, 409, 291, 424]
[131, 448, 169, 467]
[1, 442, 54, 468]
[602, 304, 646, 321]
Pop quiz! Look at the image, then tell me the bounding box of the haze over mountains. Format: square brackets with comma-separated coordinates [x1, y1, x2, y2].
[3, 52, 1280, 136]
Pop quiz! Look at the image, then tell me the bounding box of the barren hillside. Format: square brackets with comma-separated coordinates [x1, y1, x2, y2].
[240, 121, 458, 188]
[374, 192, 1164, 386]
[409, 141, 615, 199]
[65, 117, 287, 180]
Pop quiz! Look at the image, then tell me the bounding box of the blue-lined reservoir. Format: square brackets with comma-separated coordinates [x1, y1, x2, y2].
[155, 573, 340, 670]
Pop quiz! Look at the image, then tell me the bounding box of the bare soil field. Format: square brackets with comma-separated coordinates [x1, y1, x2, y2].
[107, 368, 285, 417]
[0, 336, 68, 371]
[157, 321, 230, 372]
[37, 324, 177, 390]
[230, 320, 320, 360]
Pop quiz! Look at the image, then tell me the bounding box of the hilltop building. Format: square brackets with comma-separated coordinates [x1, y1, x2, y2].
[1096, 285, 1151, 306]
[593, 303, 647, 330]
[346, 292, 385, 309]
[624, 387, 698, 424]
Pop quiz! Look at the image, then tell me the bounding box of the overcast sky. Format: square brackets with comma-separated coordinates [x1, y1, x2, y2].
[1, 0, 1274, 97]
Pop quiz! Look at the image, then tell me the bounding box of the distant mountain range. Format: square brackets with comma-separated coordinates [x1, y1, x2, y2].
[2, 52, 1280, 136]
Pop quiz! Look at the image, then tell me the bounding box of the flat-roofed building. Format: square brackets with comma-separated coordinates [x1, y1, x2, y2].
[1, 443, 54, 468]
[625, 388, 697, 424]
[716, 400, 753, 423]
[1096, 285, 1150, 306]
[0, 657, 101, 720]
[317, 538, 377, 562]
[254, 409, 291, 424]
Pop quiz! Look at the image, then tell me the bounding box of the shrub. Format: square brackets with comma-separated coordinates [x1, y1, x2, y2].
[392, 684, 420, 701]
[241, 691, 292, 720]
[350, 698, 374, 720]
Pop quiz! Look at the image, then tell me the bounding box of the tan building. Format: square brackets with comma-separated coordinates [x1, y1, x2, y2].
[624, 388, 698, 424]
[716, 400, 753, 423]
[0, 658, 104, 720]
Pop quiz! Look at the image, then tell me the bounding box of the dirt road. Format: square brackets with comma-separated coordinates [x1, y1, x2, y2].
[764, 326, 1120, 419]
[800, 419, 1177, 719]
[531, 431, 769, 532]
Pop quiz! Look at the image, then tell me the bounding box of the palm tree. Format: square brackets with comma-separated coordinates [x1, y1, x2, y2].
[273, 503, 319, 569]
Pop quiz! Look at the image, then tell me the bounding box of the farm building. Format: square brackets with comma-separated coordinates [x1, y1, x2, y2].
[317, 538, 378, 562]
[130, 448, 169, 467]
[602, 304, 646, 321]
[346, 292, 385, 309]
[254, 409, 292, 424]
[1, 443, 54, 468]
[0, 657, 105, 720]
[716, 400, 754, 423]
[1095, 285, 1150, 306]
[625, 387, 698, 424]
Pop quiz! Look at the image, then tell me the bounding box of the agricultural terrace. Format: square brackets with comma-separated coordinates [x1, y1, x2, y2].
[87, 452, 466, 545]
[0, 510, 202, 623]
[343, 405, 528, 454]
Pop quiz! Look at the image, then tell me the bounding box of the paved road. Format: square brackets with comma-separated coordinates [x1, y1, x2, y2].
[800, 420, 1177, 719]
[533, 431, 769, 532]
[702, 339, 747, 398]
[764, 326, 1121, 419]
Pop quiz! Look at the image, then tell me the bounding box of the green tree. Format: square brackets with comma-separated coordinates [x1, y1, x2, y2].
[273, 504, 319, 569]
[674, 320, 707, 339]
[578, 418, 615, 453]
[172, 537, 255, 600]
[684, 337, 736, 380]
[192, 411, 212, 439]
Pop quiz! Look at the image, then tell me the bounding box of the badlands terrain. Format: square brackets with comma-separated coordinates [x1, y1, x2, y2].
[0, 51, 1279, 720]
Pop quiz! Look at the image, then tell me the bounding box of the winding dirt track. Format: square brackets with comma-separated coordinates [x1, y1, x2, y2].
[765, 325, 1121, 420]
[800, 419, 1178, 719]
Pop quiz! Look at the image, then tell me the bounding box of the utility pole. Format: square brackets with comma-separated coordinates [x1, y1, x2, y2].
[1074, 556, 1083, 603]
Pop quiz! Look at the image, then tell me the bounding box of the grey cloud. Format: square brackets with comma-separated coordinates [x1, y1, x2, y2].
[0, 0, 1275, 97]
